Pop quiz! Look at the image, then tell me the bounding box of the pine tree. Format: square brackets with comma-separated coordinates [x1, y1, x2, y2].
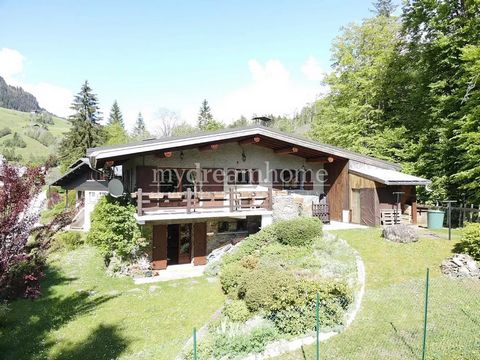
[131, 112, 151, 140]
[59, 81, 105, 170]
[108, 100, 124, 127]
[371, 0, 396, 17]
[198, 99, 213, 130]
[69, 80, 102, 124]
[197, 99, 224, 131]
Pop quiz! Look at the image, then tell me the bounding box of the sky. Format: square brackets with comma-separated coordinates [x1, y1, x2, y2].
[0, 0, 377, 133]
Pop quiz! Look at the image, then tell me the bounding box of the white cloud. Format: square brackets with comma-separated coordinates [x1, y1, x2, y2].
[0, 48, 73, 117]
[209, 59, 325, 123]
[0, 48, 25, 81]
[301, 56, 325, 81]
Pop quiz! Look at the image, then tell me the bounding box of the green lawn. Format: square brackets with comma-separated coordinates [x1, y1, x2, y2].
[0, 107, 70, 163]
[276, 227, 480, 360]
[0, 246, 225, 360]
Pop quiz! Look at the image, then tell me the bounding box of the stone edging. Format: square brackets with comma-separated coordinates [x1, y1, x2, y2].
[177, 231, 366, 360]
[241, 231, 366, 360]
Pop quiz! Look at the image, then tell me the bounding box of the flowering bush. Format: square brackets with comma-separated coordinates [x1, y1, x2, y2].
[0, 162, 45, 299]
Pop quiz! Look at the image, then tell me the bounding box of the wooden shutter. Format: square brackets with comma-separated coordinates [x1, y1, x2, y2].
[152, 225, 168, 269]
[193, 222, 207, 265]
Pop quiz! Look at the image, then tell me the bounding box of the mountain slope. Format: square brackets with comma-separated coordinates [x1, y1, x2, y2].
[0, 107, 70, 164]
[0, 76, 41, 112]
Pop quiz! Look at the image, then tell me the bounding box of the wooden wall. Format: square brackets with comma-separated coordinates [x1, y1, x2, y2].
[325, 159, 349, 221]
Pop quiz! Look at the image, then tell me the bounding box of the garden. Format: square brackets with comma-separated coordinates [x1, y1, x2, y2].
[182, 217, 360, 359]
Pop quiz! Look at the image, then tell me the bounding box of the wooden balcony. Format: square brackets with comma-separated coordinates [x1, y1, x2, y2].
[132, 187, 273, 217]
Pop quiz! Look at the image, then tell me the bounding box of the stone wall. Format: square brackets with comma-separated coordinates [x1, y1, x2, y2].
[272, 193, 319, 222]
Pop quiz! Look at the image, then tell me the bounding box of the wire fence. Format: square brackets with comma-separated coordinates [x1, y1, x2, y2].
[418, 203, 480, 229]
[190, 269, 480, 359]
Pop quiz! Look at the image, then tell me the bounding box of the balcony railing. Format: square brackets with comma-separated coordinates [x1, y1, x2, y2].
[132, 187, 273, 216]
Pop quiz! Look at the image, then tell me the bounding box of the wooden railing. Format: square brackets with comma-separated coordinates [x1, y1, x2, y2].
[132, 187, 273, 216]
[312, 203, 330, 224]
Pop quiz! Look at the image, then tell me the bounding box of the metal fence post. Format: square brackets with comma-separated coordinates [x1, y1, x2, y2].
[316, 292, 320, 360]
[193, 327, 197, 360]
[421, 268, 430, 360]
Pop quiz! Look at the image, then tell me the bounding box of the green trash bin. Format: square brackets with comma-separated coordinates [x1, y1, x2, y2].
[427, 210, 445, 229]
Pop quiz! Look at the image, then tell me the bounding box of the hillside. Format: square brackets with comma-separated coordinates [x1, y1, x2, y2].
[0, 107, 71, 164]
[0, 76, 41, 112]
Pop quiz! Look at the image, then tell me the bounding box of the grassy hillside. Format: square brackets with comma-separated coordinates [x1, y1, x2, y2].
[0, 107, 70, 164]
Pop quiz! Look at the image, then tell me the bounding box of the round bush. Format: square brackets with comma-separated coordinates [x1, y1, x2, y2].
[222, 300, 250, 322]
[274, 217, 322, 247]
[243, 266, 296, 312]
[219, 262, 249, 297]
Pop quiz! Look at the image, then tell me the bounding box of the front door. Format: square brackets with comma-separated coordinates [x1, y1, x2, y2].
[167, 224, 192, 265]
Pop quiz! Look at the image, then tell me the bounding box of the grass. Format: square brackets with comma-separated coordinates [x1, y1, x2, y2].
[0, 245, 225, 360]
[276, 227, 480, 359]
[0, 107, 70, 163]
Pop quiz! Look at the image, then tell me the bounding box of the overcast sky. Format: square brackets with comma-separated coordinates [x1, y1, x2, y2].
[0, 0, 379, 132]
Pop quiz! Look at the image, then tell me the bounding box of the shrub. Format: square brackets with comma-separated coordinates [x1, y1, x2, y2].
[274, 217, 322, 247]
[222, 300, 251, 322]
[87, 196, 143, 262]
[242, 266, 296, 312]
[3, 132, 27, 148]
[219, 262, 249, 297]
[222, 225, 276, 266]
[24, 126, 56, 147]
[269, 304, 315, 336]
[455, 223, 480, 260]
[53, 231, 83, 251]
[0, 127, 11, 138]
[2, 147, 22, 162]
[211, 322, 279, 358]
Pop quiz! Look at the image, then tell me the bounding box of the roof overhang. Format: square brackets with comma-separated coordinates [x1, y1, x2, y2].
[349, 160, 430, 186]
[87, 126, 400, 170]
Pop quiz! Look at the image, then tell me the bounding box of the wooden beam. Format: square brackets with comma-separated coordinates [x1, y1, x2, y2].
[274, 146, 299, 155]
[238, 136, 261, 145]
[306, 156, 334, 163]
[155, 151, 173, 158]
[198, 144, 219, 152]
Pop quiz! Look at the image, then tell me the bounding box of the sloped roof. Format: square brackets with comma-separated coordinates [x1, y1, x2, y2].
[87, 126, 400, 170]
[349, 160, 430, 186]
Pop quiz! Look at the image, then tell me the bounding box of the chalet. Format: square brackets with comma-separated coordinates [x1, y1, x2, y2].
[51, 126, 429, 270]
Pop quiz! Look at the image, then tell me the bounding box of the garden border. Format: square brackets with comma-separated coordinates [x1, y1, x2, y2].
[178, 231, 366, 359]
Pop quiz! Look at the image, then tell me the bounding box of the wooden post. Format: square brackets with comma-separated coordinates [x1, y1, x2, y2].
[268, 186, 273, 210]
[412, 197, 418, 225]
[137, 188, 143, 216]
[229, 187, 234, 212]
[186, 188, 192, 214]
[65, 189, 69, 209]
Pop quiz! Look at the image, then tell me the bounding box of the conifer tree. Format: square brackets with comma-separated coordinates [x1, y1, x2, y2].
[108, 100, 124, 127]
[131, 112, 151, 140]
[197, 99, 224, 131]
[59, 81, 105, 170]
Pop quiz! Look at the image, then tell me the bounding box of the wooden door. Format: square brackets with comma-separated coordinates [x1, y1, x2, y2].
[193, 222, 207, 265]
[152, 225, 168, 270]
[351, 189, 361, 224]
